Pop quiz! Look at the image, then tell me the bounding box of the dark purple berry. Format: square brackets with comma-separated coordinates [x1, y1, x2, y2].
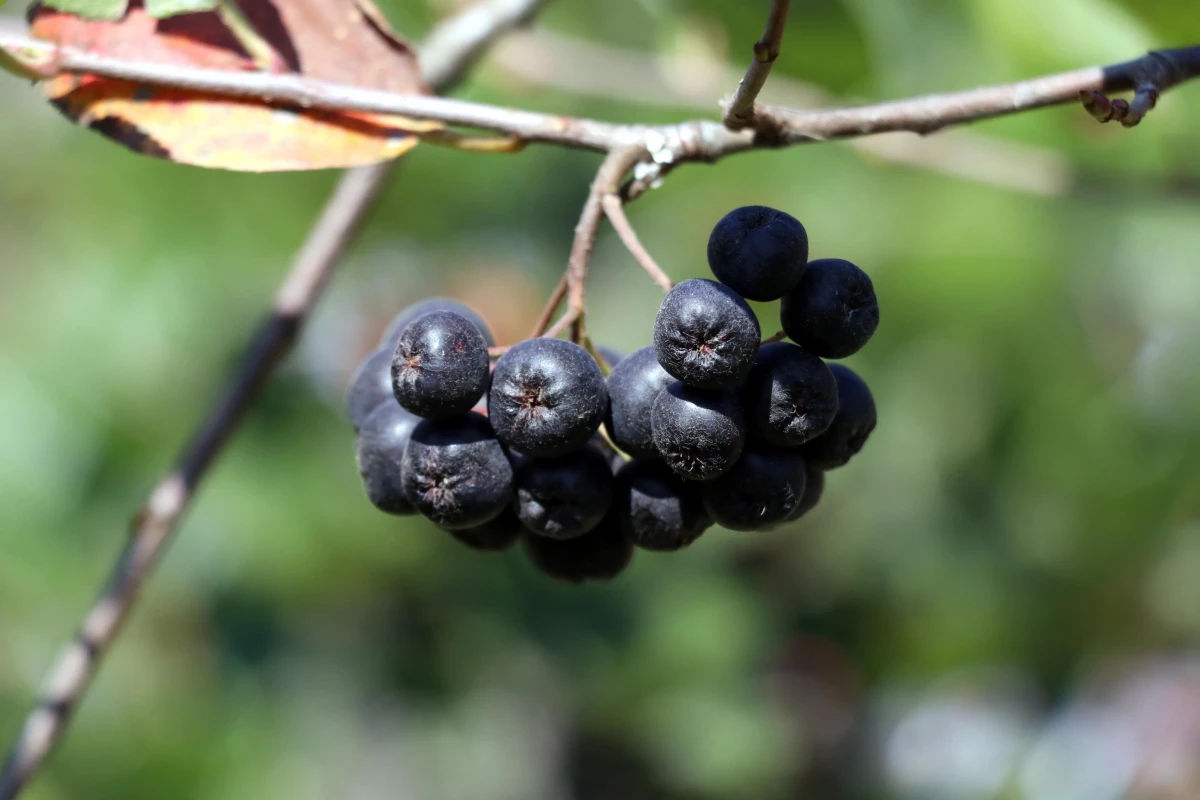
[513, 448, 614, 540]
[782, 466, 825, 523]
[604, 345, 674, 460]
[381, 297, 494, 350]
[447, 507, 522, 551]
[488, 338, 608, 457]
[521, 511, 633, 583]
[702, 446, 807, 531]
[651, 382, 746, 481]
[401, 414, 514, 530]
[355, 402, 421, 515]
[780, 258, 879, 359]
[744, 342, 838, 447]
[614, 460, 710, 551]
[653, 278, 760, 389]
[801, 364, 876, 469]
[346, 348, 394, 431]
[707, 205, 809, 301]
[391, 310, 490, 420]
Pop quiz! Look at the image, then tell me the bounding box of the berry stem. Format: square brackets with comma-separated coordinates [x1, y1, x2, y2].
[601, 193, 674, 292]
[530, 273, 569, 338]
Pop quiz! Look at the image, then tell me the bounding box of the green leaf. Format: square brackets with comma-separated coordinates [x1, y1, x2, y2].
[37, 0, 129, 21]
[145, 0, 221, 18]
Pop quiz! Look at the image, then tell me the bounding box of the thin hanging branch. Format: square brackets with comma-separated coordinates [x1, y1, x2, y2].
[0, 1, 553, 798]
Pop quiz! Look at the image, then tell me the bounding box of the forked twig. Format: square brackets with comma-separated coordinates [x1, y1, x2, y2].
[723, 0, 791, 129]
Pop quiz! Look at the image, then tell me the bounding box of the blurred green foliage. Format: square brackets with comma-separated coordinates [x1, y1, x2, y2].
[2, 1, 1200, 798]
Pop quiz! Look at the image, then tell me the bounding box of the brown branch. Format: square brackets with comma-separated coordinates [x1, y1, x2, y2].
[723, 0, 790, 129]
[600, 193, 673, 292]
[3, 24, 1197, 167]
[490, 28, 1073, 196]
[750, 47, 1200, 140]
[0, 1, 552, 798]
[530, 272, 569, 338]
[547, 147, 649, 342]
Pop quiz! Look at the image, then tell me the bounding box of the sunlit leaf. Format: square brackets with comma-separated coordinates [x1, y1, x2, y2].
[30, 0, 436, 171]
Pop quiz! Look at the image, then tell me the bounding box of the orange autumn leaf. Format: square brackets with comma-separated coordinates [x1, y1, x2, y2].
[29, 0, 440, 171]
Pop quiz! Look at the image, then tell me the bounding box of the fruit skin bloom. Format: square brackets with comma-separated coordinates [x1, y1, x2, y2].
[488, 338, 608, 458]
[801, 364, 876, 469]
[345, 348, 395, 432]
[701, 445, 808, 531]
[613, 460, 711, 551]
[743, 342, 839, 447]
[604, 345, 675, 460]
[381, 297, 494, 351]
[391, 310, 490, 420]
[653, 278, 761, 389]
[513, 447, 614, 540]
[401, 414, 514, 530]
[707, 205, 809, 302]
[780, 258, 880, 359]
[355, 402, 422, 515]
[651, 382, 746, 481]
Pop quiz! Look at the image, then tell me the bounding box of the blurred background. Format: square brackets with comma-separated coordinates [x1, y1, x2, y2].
[3, 0, 1200, 798]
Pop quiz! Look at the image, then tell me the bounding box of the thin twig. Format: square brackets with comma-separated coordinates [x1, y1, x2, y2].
[490, 28, 1073, 196]
[723, 0, 791, 129]
[553, 147, 649, 342]
[0, 2, 552, 798]
[600, 193, 673, 292]
[3, 25, 1197, 163]
[531, 272, 569, 338]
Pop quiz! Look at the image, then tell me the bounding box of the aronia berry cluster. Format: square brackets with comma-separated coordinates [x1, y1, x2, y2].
[347, 205, 879, 583]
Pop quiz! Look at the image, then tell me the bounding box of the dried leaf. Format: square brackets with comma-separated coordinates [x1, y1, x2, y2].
[30, 0, 435, 171]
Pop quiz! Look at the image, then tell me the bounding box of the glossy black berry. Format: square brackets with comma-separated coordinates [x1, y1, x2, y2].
[401, 414, 514, 530]
[488, 338, 608, 457]
[513, 448, 614, 539]
[614, 460, 710, 551]
[381, 297, 494, 350]
[521, 511, 633, 583]
[651, 382, 746, 481]
[801, 364, 876, 469]
[702, 446, 807, 531]
[743, 342, 838, 447]
[391, 310, 490, 420]
[346, 348, 395, 431]
[355, 402, 421, 515]
[780, 258, 879, 359]
[653, 278, 760, 389]
[447, 507, 523, 551]
[604, 345, 675, 460]
[782, 466, 825, 523]
[707, 206, 809, 301]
